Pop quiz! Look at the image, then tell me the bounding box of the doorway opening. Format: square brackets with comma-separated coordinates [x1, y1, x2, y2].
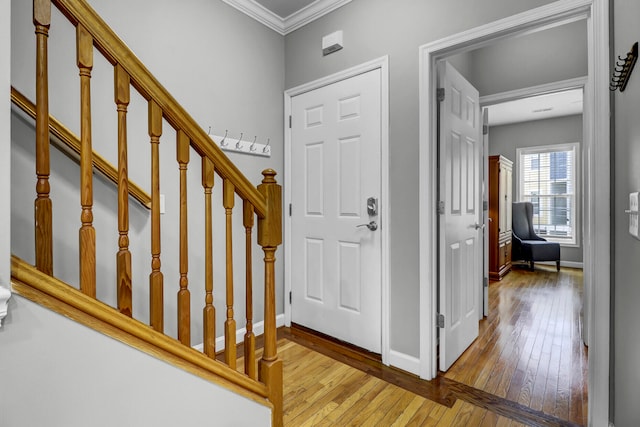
[418, 1, 610, 426]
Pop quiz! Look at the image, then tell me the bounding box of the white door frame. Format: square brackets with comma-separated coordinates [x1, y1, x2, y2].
[284, 56, 390, 363]
[418, 1, 609, 426]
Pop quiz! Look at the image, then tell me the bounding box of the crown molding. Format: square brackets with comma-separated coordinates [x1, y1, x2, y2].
[220, 0, 352, 35]
[0, 285, 10, 327]
[221, 0, 284, 34]
[284, 0, 352, 34]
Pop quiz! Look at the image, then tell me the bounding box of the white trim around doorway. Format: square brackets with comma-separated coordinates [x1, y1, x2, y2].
[418, 1, 609, 426]
[283, 56, 391, 365]
[479, 76, 588, 106]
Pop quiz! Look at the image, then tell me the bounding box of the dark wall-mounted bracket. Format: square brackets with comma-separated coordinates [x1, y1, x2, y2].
[610, 42, 638, 92]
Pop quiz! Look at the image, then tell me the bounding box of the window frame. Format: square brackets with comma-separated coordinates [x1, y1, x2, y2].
[516, 142, 580, 247]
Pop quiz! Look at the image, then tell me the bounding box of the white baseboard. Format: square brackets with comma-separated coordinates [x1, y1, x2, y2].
[536, 260, 584, 269]
[388, 350, 420, 376]
[193, 313, 285, 352]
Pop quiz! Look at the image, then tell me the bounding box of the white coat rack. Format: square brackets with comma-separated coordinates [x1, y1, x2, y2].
[208, 129, 271, 158]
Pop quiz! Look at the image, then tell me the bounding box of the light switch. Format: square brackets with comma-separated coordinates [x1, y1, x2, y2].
[160, 194, 166, 215]
[628, 192, 639, 239]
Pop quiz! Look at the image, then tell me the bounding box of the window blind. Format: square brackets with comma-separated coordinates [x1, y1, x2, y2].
[520, 145, 576, 241]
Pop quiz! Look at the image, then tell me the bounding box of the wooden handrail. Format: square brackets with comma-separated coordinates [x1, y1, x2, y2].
[25, 1, 283, 424]
[11, 86, 152, 209]
[10, 256, 270, 399]
[51, 0, 267, 218]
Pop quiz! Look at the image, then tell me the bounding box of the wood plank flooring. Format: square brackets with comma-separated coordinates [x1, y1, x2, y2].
[277, 338, 531, 426]
[444, 265, 587, 425]
[240, 266, 587, 425]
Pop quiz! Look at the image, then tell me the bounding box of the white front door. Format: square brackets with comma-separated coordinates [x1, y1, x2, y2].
[438, 61, 482, 371]
[290, 69, 382, 353]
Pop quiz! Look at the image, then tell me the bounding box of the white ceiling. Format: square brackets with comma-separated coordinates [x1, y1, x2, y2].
[221, 0, 351, 34]
[253, 0, 317, 18]
[485, 89, 583, 127]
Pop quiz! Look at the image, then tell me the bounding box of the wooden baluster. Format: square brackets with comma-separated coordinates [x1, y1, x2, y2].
[149, 100, 163, 332]
[33, 0, 53, 275]
[202, 157, 216, 358]
[177, 130, 190, 345]
[223, 179, 236, 369]
[77, 24, 96, 297]
[115, 64, 132, 316]
[243, 200, 256, 379]
[257, 169, 283, 427]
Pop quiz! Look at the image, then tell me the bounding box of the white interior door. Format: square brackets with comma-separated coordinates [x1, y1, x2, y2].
[290, 69, 382, 353]
[438, 61, 482, 371]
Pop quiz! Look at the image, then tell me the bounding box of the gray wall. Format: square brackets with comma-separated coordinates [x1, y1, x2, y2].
[0, 295, 270, 427]
[449, 19, 588, 96]
[10, 0, 285, 344]
[1, 0, 10, 288]
[467, 20, 587, 95]
[612, 1, 640, 425]
[284, 0, 579, 357]
[488, 115, 583, 263]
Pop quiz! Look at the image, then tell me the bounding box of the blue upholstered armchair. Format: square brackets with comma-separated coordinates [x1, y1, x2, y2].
[511, 202, 561, 271]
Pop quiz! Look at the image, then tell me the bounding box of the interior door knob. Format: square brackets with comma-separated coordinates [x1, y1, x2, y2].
[356, 221, 378, 231]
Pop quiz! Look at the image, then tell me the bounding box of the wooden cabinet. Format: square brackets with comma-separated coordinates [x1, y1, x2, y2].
[489, 155, 513, 280]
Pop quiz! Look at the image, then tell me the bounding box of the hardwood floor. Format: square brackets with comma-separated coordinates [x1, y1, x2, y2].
[444, 265, 587, 425]
[277, 338, 532, 426]
[241, 266, 586, 425]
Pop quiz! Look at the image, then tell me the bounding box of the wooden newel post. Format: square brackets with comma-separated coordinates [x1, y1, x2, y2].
[257, 169, 283, 427]
[33, 0, 53, 275]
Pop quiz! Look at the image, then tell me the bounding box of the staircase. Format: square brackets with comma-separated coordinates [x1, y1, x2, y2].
[8, 0, 282, 425]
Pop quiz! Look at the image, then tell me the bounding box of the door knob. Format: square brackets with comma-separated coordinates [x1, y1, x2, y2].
[474, 222, 485, 230]
[356, 221, 378, 231]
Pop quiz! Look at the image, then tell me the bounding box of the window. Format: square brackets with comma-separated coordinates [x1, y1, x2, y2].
[517, 143, 579, 245]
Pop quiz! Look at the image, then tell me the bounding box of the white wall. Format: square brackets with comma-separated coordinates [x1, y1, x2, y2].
[488, 115, 584, 263]
[284, 0, 575, 358]
[10, 0, 285, 344]
[612, 1, 640, 425]
[0, 295, 270, 427]
[1, 0, 11, 287]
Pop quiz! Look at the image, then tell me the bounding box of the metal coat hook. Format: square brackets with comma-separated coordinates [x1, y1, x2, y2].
[610, 42, 638, 92]
[207, 129, 271, 157]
